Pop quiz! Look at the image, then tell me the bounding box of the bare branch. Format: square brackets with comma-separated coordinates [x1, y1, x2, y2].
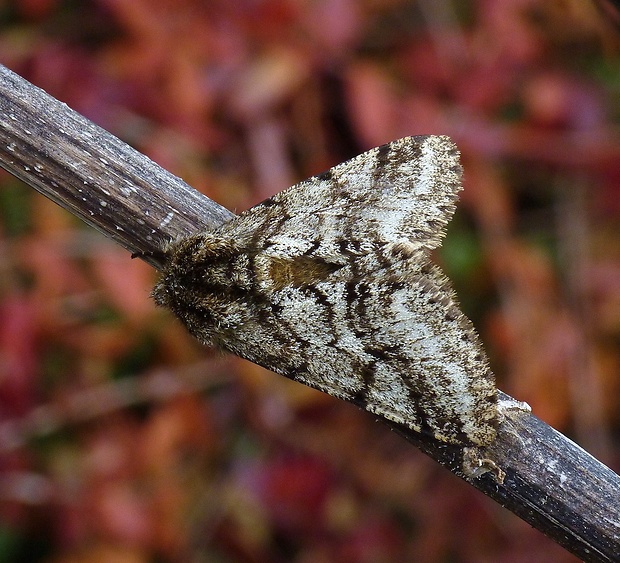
[0, 65, 233, 269]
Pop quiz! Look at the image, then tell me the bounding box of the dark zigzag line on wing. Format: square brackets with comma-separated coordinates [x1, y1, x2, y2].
[341, 280, 373, 408]
[393, 276, 471, 441]
[346, 276, 471, 441]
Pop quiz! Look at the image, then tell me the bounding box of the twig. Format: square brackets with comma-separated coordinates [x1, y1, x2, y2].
[0, 64, 618, 562]
[0, 360, 231, 452]
[0, 65, 233, 269]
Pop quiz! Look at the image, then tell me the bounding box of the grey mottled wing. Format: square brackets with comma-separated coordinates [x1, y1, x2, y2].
[154, 135, 497, 446]
[222, 261, 496, 446]
[219, 136, 463, 271]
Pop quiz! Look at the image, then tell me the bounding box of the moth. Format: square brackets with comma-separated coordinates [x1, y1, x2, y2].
[152, 135, 497, 446]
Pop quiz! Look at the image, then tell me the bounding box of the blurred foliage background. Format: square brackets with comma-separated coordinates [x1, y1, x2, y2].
[0, 0, 619, 561]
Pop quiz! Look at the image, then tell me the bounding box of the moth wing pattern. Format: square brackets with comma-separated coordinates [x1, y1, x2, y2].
[220, 135, 463, 270]
[153, 135, 498, 446]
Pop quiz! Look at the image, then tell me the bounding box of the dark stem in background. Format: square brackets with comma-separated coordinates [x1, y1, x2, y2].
[0, 65, 618, 562]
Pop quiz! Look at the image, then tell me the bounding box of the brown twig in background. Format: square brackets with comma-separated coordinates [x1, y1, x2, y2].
[0, 65, 618, 562]
[0, 359, 231, 453]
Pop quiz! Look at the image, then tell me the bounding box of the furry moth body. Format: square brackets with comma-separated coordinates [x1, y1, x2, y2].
[153, 136, 497, 446]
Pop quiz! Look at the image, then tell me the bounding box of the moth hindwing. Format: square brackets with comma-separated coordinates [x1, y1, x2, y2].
[153, 135, 498, 446]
